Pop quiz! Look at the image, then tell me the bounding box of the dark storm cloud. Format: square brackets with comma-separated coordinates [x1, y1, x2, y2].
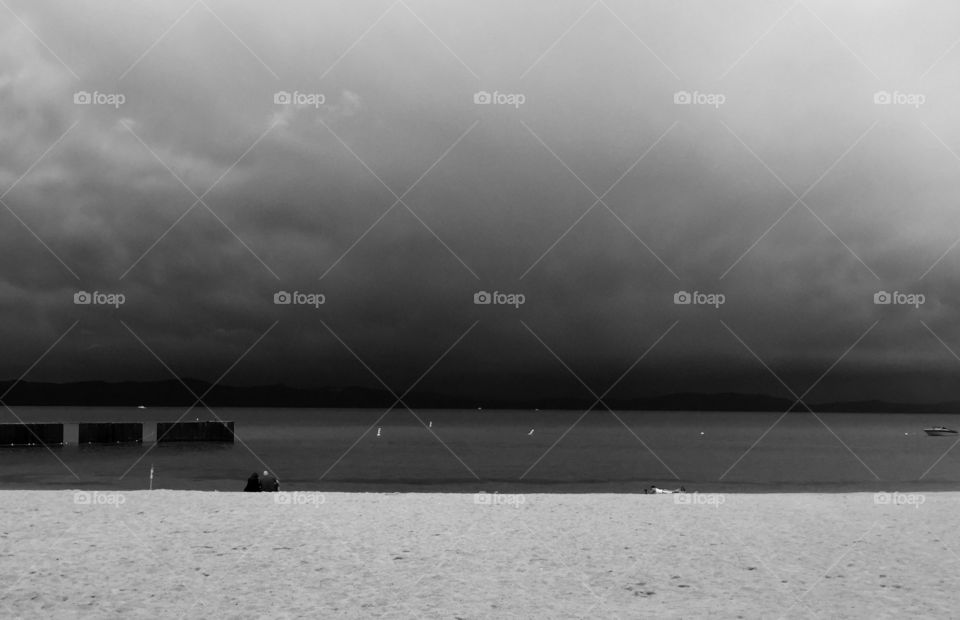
[2, 0, 960, 401]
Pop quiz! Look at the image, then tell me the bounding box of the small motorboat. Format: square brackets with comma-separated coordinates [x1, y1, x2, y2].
[924, 426, 958, 436]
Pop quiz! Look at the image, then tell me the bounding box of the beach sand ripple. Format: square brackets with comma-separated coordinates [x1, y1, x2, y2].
[0, 491, 957, 618]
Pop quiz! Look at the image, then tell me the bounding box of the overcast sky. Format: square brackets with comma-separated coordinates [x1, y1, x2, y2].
[2, 0, 960, 402]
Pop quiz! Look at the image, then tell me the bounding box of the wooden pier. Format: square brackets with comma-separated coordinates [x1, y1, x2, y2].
[0, 423, 63, 447]
[0, 421, 235, 446]
[156, 421, 235, 443]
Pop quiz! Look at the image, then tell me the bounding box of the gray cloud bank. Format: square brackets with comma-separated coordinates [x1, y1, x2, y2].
[2, 0, 960, 402]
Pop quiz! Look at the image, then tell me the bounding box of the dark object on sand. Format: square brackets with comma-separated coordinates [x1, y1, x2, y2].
[647, 484, 687, 494]
[260, 470, 279, 492]
[244, 472, 261, 492]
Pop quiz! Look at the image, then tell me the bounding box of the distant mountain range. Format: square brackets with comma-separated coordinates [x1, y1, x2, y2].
[0, 380, 957, 413]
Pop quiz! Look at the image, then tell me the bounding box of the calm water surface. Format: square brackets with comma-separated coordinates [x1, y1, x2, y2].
[1, 407, 958, 492]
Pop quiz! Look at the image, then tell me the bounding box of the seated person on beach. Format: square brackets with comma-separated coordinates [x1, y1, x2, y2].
[244, 472, 261, 492]
[260, 470, 279, 492]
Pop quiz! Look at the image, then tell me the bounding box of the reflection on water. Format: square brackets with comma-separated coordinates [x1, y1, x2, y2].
[0, 407, 958, 492]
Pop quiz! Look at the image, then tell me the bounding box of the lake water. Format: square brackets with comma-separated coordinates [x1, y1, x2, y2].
[1, 407, 958, 492]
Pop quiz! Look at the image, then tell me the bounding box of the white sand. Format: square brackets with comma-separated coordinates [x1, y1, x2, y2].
[0, 491, 957, 619]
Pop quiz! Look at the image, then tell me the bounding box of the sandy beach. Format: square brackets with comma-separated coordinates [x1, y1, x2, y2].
[1, 491, 957, 619]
